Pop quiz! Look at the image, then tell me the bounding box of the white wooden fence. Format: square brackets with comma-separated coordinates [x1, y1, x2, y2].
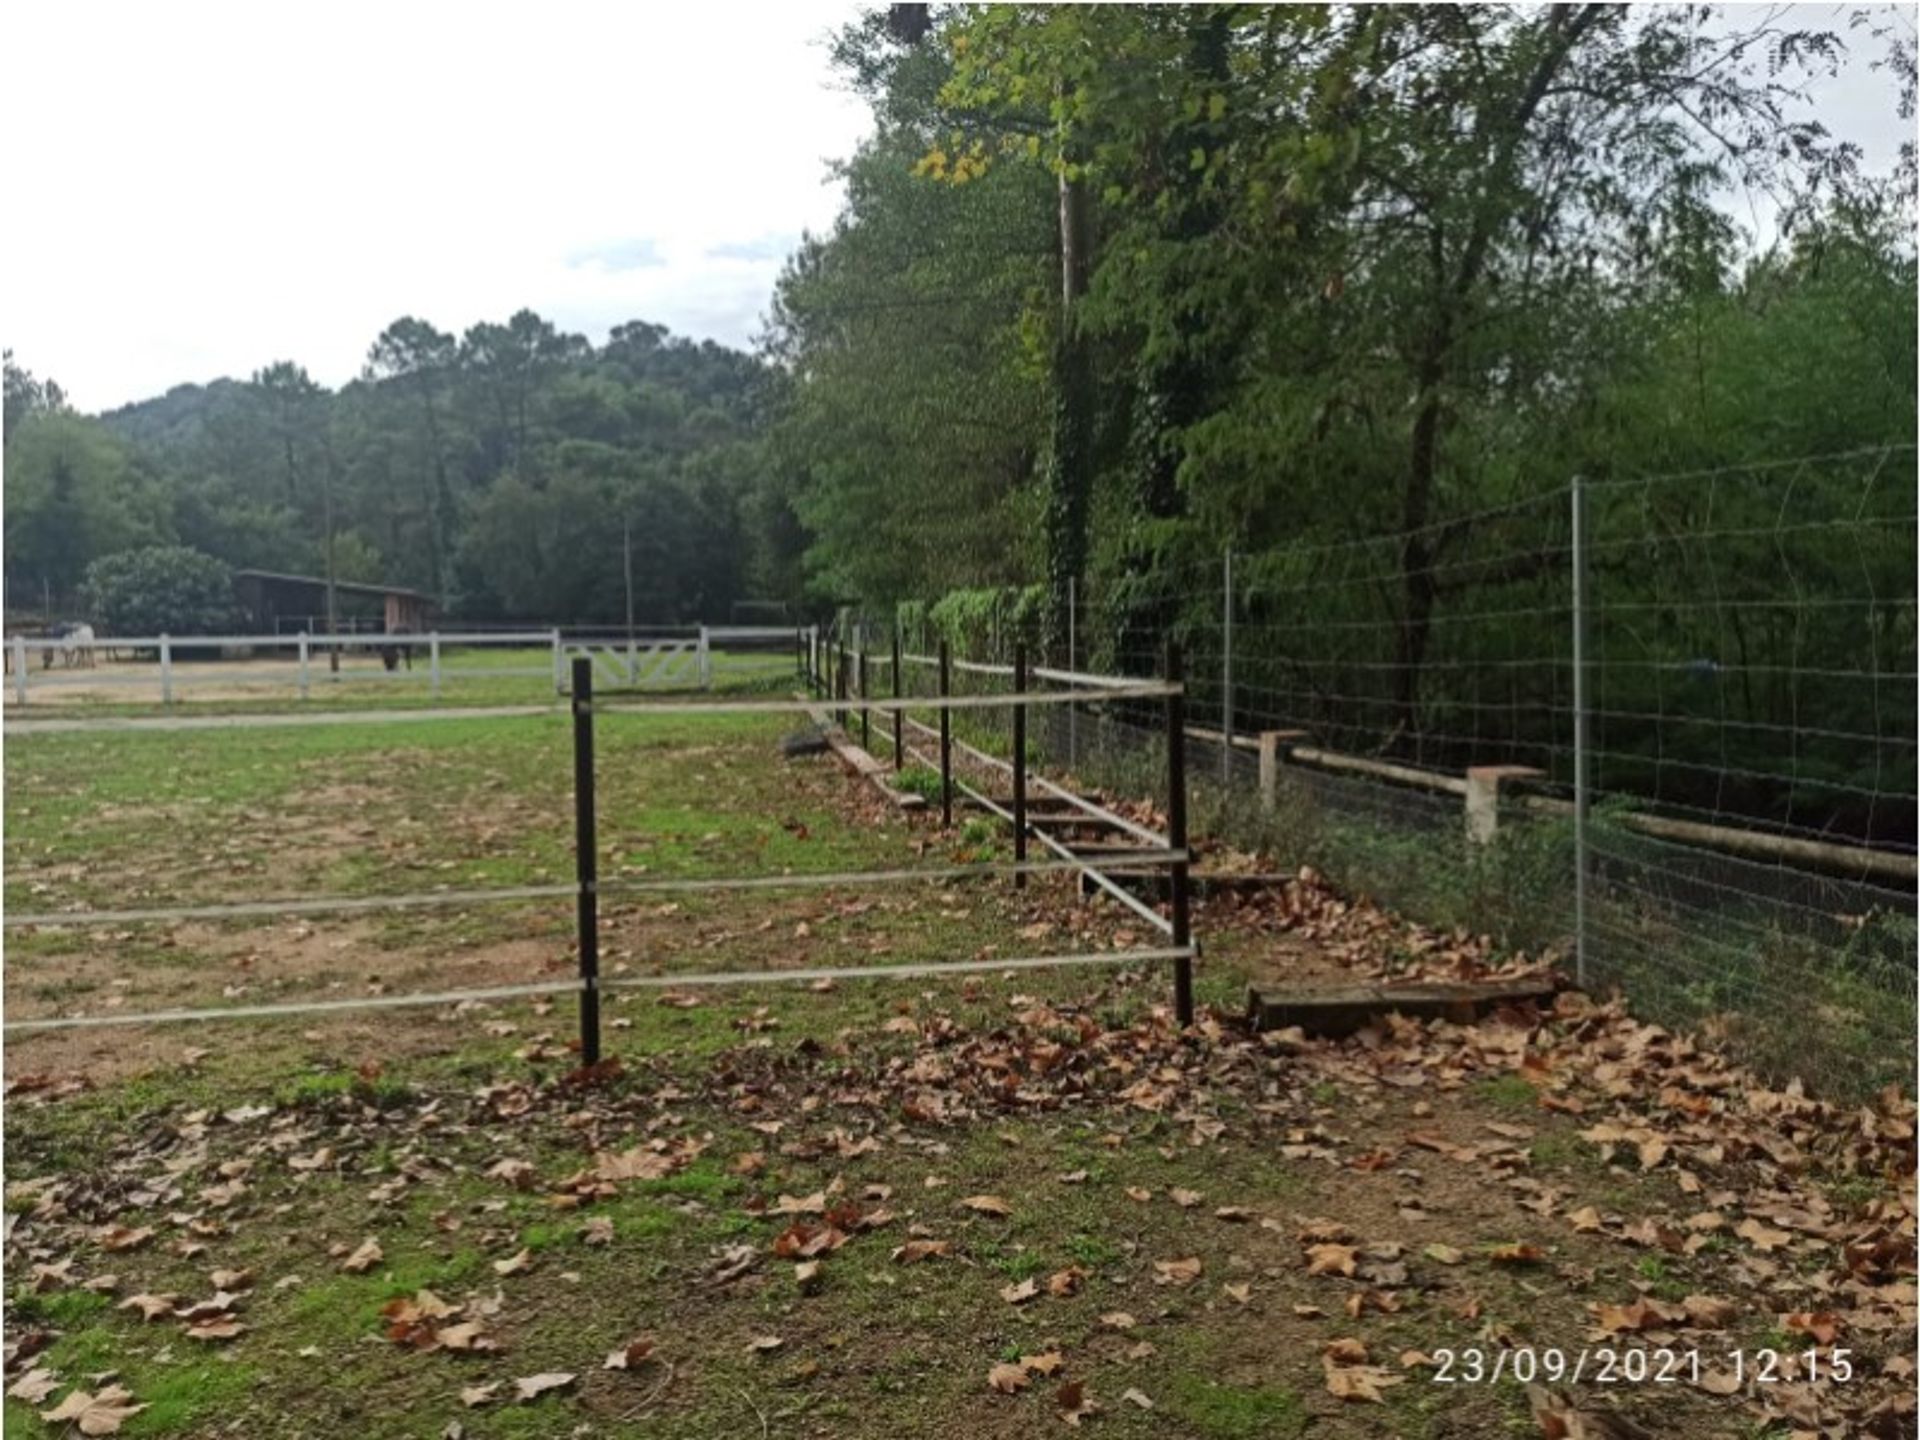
[3, 626, 816, 706]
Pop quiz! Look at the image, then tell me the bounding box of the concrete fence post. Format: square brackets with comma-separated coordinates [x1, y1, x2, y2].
[298, 632, 310, 700]
[429, 632, 442, 701]
[698, 626, 712, 690]
[12, 634, 27, 704]
[1256, 730, 1310, 811]
[551, 629, 564, 694]
[1466, 766, 1547, 846]
[159, 634, 173, 705]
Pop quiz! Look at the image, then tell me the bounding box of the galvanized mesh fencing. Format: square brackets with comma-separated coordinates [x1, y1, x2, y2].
[858, 444, 1917, 1098]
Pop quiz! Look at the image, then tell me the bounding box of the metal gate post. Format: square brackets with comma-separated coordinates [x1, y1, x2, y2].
[571, 657, 601, 1065]
[938, 640, 953, 827]
[1167, 641, 1193, 1026]
[1013, 643, 1028, 888]
[1067, 576, 1077, 772]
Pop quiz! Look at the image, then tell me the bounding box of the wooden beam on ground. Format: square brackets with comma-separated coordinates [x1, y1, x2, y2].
[1246, 974, 1561, 1038]
[802, 701, 926, 811]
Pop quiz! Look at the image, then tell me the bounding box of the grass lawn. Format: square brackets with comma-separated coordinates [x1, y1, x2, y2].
[3, 707, 1912, 1439]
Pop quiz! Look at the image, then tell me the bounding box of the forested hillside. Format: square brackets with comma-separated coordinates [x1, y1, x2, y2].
[3, 315, 787, 624]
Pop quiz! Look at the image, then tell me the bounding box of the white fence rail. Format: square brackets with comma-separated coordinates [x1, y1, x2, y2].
[3, 625, 819, 707]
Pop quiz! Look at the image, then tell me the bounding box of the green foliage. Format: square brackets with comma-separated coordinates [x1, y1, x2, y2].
[925, 584, 1046, 660]
[80, 546, 237, 635]
[4, 412, 166, 600]
[10, 313, 778, 626]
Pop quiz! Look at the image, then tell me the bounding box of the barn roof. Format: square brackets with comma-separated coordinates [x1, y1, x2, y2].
[232, 569, 434, 603]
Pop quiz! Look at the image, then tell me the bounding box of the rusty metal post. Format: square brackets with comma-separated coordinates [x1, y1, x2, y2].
[1013, 643, 1028, 888]
[891, 627, 903, 770]
[938, 640, 953, 827]
[571, 657, 601, 1065]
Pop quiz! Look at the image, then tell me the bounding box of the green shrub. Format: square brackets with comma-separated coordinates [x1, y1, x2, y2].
[82, 545, 237, 635]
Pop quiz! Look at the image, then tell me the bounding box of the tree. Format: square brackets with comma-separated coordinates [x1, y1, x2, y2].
[4, 412, 166, 604]
[81, 546, 237, 635]
[4, 350, 67, 437]
[365, 317, 459, 602]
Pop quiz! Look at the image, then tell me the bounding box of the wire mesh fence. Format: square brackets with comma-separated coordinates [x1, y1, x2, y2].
[848, 444, 1917, 1098]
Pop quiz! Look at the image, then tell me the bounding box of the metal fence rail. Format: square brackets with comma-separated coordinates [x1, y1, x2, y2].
[6, 656, 1196, 1048]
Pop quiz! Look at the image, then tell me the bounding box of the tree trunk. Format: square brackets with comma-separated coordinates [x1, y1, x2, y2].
[1043, 161, 1094, 661]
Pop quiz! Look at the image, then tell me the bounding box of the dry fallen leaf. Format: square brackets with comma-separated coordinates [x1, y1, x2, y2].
[1056, 1379, 1099, 1427]
[40, 1384, 147, 1436]
[95, 1225, 155, 1253]
[891, 1240, 953, 1264]
[1487, 1242, 1546, 1266]
[7, 1369, 61, 1404]
[512, 1372, 576, 1402]
[1305, 1244, 1358, 1277]
[1567, 1206, 1605, 1233]
[1023, 1351, 1065, 1377]
[1046, 1267, 1088, 1297]
[340, 1238, 383, 1274]
[604, 1337, 656, 1370]
[184, 1317, 245, 1342]
[118, 1293, 178, 1322]
[1154, 1256, 1203, 1286]
[987, 1362, 1031, 1394]
[1099, 1311, 1137, 1330]
[493, 1248, 533, 1277]
[1781, 1311, 1843, 1345]
[1121, 1387, 1154, 1411]
[1735, 1217, 1793, 1252]
[959, 1195, 1012, 1218]
[1000, 1277, 1039, 1305]
[460, 1383, 501, 1408]
[1170, 1188, 1203, 1208]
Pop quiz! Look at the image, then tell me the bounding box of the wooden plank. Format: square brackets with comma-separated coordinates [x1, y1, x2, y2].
[802, 703, 927, 810]
[1246, 975, 1561, 1038]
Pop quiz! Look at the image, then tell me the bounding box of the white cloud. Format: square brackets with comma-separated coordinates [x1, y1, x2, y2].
[2, 0, 873, 410]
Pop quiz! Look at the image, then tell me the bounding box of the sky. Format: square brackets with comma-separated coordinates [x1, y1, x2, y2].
[4, 0, 873, 412]
[3, 2, 1911, 414]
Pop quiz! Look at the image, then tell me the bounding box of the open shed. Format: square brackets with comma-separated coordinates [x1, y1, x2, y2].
[232, 570, 435, 634]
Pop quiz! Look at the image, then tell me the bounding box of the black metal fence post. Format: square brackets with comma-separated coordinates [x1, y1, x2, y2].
[1013, 643, 1028, 889]
[938, 640, 953, 827]
[837, 645, 848, 728]
[891, 627, 903, 771]
[1166, 641, 1193, 1026]
[859, 649, 870, 751]
[571, 657, 602, 1064]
